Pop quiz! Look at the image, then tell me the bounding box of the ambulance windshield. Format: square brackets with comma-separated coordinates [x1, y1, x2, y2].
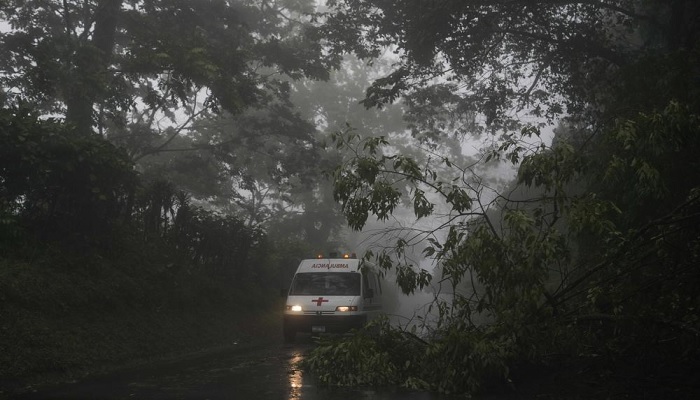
[289, 272, 361, 296]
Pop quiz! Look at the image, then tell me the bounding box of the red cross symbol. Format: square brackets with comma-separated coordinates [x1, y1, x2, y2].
[312, 297, 329, 306]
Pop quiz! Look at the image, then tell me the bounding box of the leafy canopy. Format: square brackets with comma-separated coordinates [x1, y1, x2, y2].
[303, 0, 700, 396]
[0, 0, 335, 135]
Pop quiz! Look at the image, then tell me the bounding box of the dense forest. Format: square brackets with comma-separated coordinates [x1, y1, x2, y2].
[0, 0, 350, 388]
[2, 0, 699, 398]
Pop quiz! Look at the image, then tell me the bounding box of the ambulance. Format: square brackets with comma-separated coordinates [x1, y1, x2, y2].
[283, 253, 384, 342]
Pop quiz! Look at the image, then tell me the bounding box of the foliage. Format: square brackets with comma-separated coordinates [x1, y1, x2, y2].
[304, 316, 515, 394]
[0, 1, 360, 355]
[0, 104, 278, 283]
[0, 104, 295, 383]
[0, 235, 283, 383]
[0, 0, 334, 135]
[0, 0, 345, 242]
[310, 0, 700, 396]
[303, 319, 406, 387]
[0, 104, 137, 247]
[321, 0, 662, 135]
[316, 100, 700, 395]
[3, 0, 700, 396]
[281, 54, 414, 250]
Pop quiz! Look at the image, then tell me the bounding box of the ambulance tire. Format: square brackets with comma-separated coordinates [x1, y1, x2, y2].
[283, 323, 296, 343]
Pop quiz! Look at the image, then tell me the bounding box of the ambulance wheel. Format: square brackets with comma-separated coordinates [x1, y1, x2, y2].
[283, 324, 296, 343]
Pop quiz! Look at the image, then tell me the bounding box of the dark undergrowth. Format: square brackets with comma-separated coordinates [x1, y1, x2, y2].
[0, 243, 283, 398]
[303, 317, 700, 399]
[504, 355, 700, 399]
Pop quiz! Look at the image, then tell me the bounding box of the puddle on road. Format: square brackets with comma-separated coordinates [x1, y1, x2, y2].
[287, 350, 305, 399]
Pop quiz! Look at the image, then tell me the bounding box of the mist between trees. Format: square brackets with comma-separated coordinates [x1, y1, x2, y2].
[2, 0, 700, 398]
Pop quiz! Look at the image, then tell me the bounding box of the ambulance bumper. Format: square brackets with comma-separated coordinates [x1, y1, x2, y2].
[283, 314, 367, 333]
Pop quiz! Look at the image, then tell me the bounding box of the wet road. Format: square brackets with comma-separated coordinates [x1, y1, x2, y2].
[16, 335, 453, 400]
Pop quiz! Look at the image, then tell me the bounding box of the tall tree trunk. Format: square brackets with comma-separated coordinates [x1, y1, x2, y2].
[65, 0, 122, 135]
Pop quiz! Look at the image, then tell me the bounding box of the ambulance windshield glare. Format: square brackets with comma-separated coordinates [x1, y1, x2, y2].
[289, 273, 361, 296]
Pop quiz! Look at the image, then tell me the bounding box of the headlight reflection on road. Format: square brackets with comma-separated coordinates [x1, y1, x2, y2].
[288, 350, 304, 400]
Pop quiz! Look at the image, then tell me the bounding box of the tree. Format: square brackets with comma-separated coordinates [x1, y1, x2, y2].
[0, 104, 137, 246]
[303, 0, 700, 396]
[1, 0, 344, 242]
[0, 0, 334, 136]
[283, 54, 411, 250]
[321, 0, 699, 133]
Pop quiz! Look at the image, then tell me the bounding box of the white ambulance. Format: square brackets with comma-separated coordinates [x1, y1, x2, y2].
[283, 254, 384, 342]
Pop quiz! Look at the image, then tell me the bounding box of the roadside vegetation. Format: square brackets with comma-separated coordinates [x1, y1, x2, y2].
[0, 0, 344, 391]
[0, 107, 301, 389]
[2, 0, 699, 398]
[0, 248, 285, 386]
[302, 0, 700, 398]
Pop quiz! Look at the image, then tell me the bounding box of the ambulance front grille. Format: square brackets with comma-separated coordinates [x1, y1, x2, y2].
[303, 311, 334, 315]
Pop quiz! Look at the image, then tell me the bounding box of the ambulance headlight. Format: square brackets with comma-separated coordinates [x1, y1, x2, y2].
[335, 306, 358, 312]
[286, 305, 303, 312]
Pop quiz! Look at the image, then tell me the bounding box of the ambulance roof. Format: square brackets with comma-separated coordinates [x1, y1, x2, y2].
[296, 258, 360, 273]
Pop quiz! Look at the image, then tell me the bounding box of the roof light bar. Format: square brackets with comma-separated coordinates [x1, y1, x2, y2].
[313, 252, 357, 259]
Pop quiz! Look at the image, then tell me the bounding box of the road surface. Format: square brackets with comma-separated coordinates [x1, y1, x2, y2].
[15, 335, 451, 400]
